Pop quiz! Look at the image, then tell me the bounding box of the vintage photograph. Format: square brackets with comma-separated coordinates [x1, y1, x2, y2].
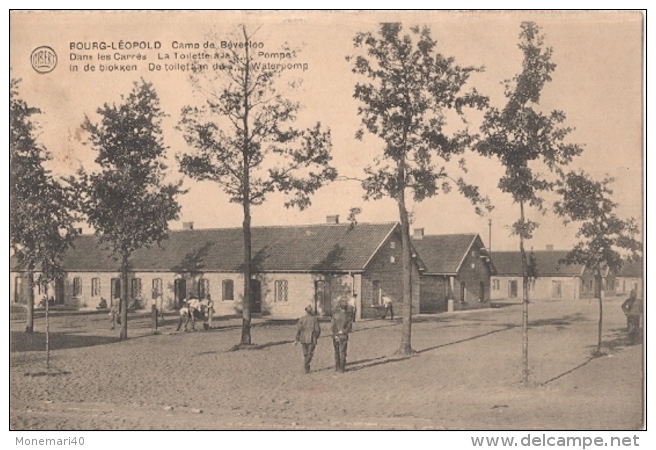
[9, 10, 644, 431]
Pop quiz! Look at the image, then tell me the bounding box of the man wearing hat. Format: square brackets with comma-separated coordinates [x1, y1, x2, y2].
[331, 299, 353, 373]
[622, 289, 642, 344]
[295, 304, 322, 373]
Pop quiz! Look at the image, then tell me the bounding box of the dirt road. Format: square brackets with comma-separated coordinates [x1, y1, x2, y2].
[10, 296, 644, 430]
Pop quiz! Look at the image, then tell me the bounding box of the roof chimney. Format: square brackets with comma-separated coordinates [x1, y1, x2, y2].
[326, 215, 339, 224]
[183, 222, 194, 230]
[413, 228, 424, 239]
[546, 244, 554, 251]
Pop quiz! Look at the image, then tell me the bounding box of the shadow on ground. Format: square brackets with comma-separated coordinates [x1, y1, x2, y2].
[10, 331, 119, 353]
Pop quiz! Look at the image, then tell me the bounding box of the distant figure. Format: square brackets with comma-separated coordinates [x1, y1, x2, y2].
[382, 296, 394, 320]
[295, 304, 322, 374]
[622, 289, 642, 344]
[176, 298, 190, 331]
[97, 298, 107, 309]
[155, 294, 165, 324]
[109, 300, 121, 330]
[331, 299, 352, 373]
[200, 295, 214, 330]
[348, 294, 357, 322]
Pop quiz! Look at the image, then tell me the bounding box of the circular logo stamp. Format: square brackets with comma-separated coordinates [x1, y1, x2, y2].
[30, 46, 58, 74]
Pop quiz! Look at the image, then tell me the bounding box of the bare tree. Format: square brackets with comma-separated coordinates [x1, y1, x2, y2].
[476, 22, 583, 383]
[10, 78, 77, 335]
[347, 23, 490, 355]
[555, 171, 641, 356]
[178, 25, 336, 346]
[74, 80, 183, 340]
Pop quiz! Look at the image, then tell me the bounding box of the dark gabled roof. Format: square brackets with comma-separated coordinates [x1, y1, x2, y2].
[618, 260, 643, 278]
[411, 233, 492, 275]
[11, 222, 402, 273]
[491, 250, 585, 277]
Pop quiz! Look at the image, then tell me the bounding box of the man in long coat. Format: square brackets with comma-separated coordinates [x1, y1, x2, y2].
[331, 299, 352, 373]
[295, 304, 322, 373]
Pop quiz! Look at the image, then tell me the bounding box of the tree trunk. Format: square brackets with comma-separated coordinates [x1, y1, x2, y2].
[120, 254, 129, 340]
[25, 264, 35, 333]
[45, 282, 50, 370]
[240, 26, 253, 347]
[241, 202, 253, 345]
[396, 165, 414, 355]
[519, 201, 530, 384]
[595, 267, 603, 356]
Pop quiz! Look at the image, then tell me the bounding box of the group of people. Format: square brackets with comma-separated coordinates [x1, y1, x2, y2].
[108, 294, 213, 331]
[295, 299, 353, 374]
[294, 296, 398, 374]
[176, 296, 215, 331]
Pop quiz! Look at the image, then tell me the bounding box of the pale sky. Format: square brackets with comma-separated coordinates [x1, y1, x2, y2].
[9, 10, 644, 252]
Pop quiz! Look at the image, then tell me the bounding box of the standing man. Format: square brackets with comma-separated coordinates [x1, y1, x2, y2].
[295, 304, 322, 373]
[331, 299, 352, 373]
[109, 299, 121, 330]
[176, 298, 189, 332]
[155, 294, 165, 325]
[348, 294, 357, 323]
[622, 289, 642, 344]
[382, 295, 394, 320]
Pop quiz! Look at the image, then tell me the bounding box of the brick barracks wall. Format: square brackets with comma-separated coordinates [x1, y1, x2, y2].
[454, 247, 492, 310]
[359, 232, 420, 319]
[419, 275, 449, 313]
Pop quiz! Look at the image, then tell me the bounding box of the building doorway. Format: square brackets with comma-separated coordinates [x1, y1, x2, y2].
[55, 277, 65, 305]
[111, 278, 121, 307]
[479, 281, 485, 302]
[509, 280, 518, 298]
[174, 279, 186, 309]
[250, 279, 262, 314]
[314, 279, 332, 316]
[13, 277, 22, 303]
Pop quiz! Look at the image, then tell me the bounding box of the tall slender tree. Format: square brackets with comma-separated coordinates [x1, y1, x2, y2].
[554, 171, 641, 356]
[10, 78, 77, 334]
[75, 80, 183, 340]
[347, 23, 490, 355]
[178, 25, 336, 346]
[476, 22, 583, 382]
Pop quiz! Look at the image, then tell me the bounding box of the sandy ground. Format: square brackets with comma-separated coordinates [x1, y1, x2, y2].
[10, 296, 644, 430]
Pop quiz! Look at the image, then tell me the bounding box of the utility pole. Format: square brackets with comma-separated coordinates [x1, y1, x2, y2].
[488, 218, 492, 257]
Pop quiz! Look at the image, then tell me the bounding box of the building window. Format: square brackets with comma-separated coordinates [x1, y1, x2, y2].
[131, 278, 142, 299]
[73, 277, 82, 297]
[492, 279, 500, 291]
[508, 280, 518, 298]
[372, 280, 382, 306]
[222, 279, 234, 301]
[91, 278, 101, 297]
[390, 256, 396, 263]
[390, 241, 396, 249]
[551, 280, 563, 299]
[199, 278, 210, 299]
[274, 280, 288, 303]
[152, 278, 163, 299]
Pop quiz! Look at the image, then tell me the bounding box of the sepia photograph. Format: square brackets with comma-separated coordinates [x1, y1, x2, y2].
[8, 9, 645, 437]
